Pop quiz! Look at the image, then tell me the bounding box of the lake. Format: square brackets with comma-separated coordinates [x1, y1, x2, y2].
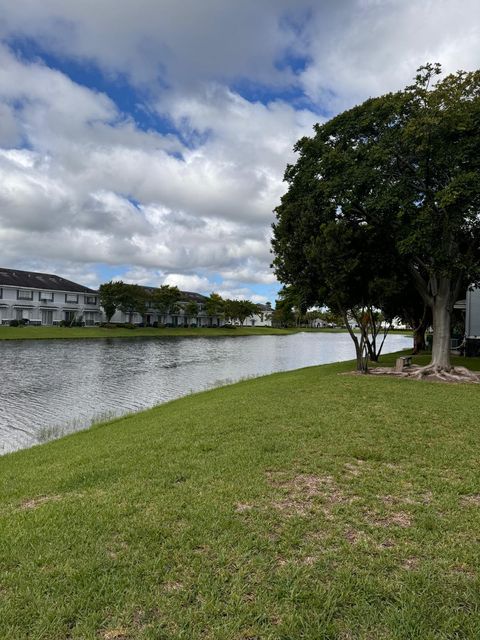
[0, 332, 411, 454]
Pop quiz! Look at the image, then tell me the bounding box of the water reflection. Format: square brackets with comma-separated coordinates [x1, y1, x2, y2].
[0, 332, 411, 453]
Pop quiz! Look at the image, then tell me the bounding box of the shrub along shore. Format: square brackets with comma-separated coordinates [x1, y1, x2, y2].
[1, 352, 479, 639]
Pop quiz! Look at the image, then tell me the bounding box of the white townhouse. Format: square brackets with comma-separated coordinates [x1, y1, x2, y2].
[0, 268, 102, 326]
[109, 290, 273, 328]
[108, 289, 223, 327]
[232, 302, 273, 327]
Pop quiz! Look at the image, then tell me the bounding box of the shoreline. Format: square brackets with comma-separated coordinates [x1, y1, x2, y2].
[2, 341, 413, 456]
[0, 325, 412, 341]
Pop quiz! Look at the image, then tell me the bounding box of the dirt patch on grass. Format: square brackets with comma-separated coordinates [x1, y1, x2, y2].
[344, 529, 367, 544]
[19, 494, 63, 510]
[379, 491, 432, 507]
[101, 629, 130, 640]
[267, 472, 353, 517]
[368, 511, 413, 528]
[460, 494, 480, 506]
[451, 564, 476, 577]
[235, 502, 254, 512]
[107, 538, 129, 560]
[402, 557, 420, 570]
[379, 539, 396, 549]
[163, 581, 183, 592]
[343, 460, 366, 477]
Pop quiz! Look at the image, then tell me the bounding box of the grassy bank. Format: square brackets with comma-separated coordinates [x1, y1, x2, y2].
[1, 352, 479, 639]
[0, 325, 353, 341]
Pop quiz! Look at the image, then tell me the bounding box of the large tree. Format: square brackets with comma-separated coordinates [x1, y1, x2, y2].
[388, 65, 480, 371]
[272, 132, 405, 371]
[273, 64, 480, 374]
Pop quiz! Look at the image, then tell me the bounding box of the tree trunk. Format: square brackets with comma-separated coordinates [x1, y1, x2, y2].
[410, 305, 430, 355]
[340, 307, 368, 373]
[430, 280, 452, 371]
[412, 327, 426, 354]
[366, 341, 379, 362]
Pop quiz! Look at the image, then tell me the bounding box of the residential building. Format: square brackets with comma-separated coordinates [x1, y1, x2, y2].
[0, 268, 101, 326]
[0, 267, 272, 329]
[108, 289, 222, 327]
[234, 302, 273, 327]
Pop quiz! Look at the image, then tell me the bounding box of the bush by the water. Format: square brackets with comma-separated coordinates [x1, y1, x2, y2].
[99, 322, 137, 329]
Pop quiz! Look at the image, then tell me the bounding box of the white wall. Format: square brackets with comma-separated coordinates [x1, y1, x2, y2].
[466, 288, 480, 337]
[0, 286, 101, 325]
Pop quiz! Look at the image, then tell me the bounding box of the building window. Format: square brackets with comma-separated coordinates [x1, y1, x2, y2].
[0, 288, 2, 299]
[64, 311, 76, 323]
[85, 295, 97, 305]
[17, 289, 33, 300]
[39, 291, 54, 302]
[65, 293, 79, 303]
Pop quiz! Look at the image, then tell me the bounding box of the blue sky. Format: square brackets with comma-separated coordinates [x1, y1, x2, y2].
[0, 0, 477, 302]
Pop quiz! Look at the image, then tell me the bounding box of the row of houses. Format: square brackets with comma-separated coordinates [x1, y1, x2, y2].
[0, 268, 272, 327]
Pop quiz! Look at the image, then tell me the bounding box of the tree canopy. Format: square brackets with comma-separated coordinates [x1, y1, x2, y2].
[272, 64, 480, 373]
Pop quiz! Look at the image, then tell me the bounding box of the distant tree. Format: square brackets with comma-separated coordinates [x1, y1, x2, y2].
[222, 299, 235, 323]
[99, 281, 125, 322]
[232, 300, 259, 325]
[271, 287, 303, 328]
[184, 301, 199, 324]
[116, 284, 149, 323]
[131, 286, 152, 324]
[151, 285, 181, 322]
[321, 308, 344, 327]
[205, 293, 224, 320]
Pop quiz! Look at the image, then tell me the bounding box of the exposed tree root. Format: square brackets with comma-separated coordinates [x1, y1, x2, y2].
[411, 365, 480, 382]
[368, 365, 480, 384]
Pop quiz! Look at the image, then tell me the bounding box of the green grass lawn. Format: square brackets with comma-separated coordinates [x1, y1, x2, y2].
[0, 325, 353, 341]
[1, 352, 479, 639]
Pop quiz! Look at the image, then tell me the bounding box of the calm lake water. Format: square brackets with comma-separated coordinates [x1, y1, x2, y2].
[0, 332, 411, 454]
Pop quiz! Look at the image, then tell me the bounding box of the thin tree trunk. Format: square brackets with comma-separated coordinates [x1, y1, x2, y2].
[341, 307, 368, 373]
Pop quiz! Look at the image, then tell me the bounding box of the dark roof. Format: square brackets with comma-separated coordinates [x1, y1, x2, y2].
[0, 268, 97, 293]
[141, 286, 207, 303]
[178, 290, 208, 303]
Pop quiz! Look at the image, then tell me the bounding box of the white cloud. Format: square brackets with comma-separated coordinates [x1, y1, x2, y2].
[163, 273, 213, 293]
[0, 45, 306, 292]
[0, 1, 478, 300]
[0, 0, 310, 88]
[298, 0, 480, 110]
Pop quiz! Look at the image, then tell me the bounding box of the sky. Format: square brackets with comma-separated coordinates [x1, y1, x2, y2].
[0, 1, 478, 303]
